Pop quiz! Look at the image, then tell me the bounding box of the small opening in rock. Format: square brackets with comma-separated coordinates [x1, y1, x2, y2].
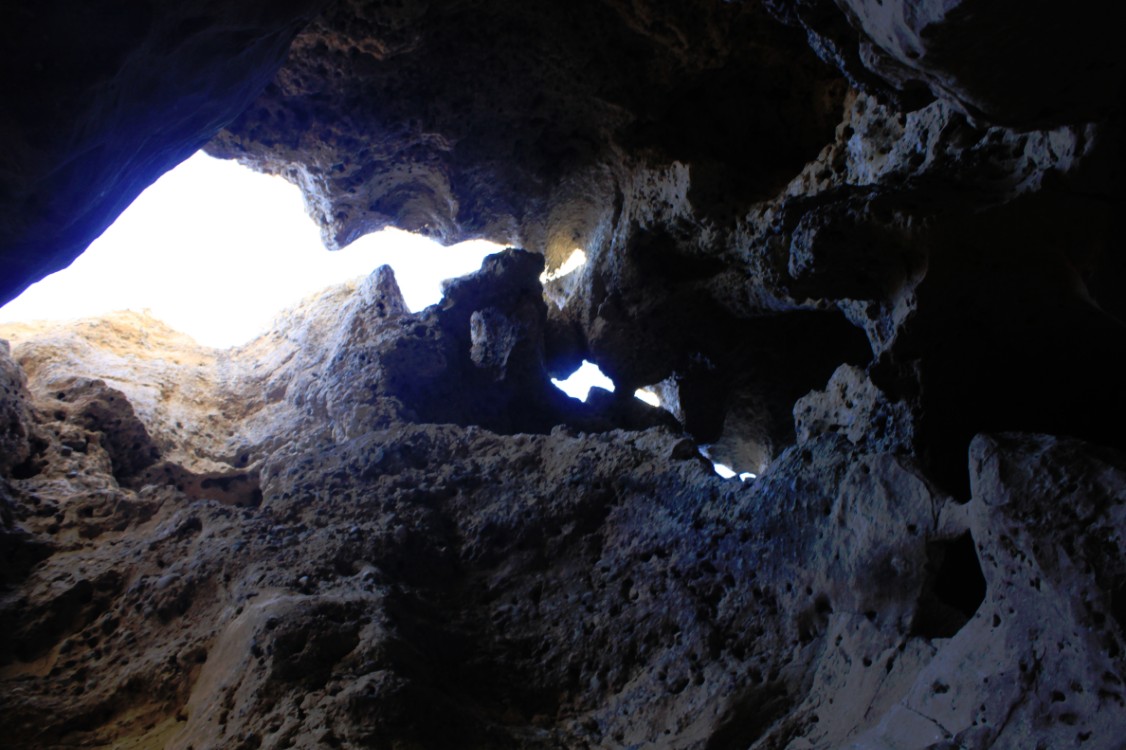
[539, 248, 587, 284]
[10, 455, 45, 480]
[552, 360, 614, 401]
[712, 462, 756, 481]
[10, 435, 49, 479]
[550, 360, 663, 408]
[701, 446, 756, 481]
[0, 151, 503, 348]
[911, 532, 987, 639]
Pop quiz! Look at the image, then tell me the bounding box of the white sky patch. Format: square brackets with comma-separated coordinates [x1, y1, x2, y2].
[703, 442, 758, 482]
[712, 463, 757, 481]
[539, 248, 587, 284]
[550, 361, 666, 409]
[713, 462, 738, 479]
[0, 151, 502, 348]
[552, 360, 614, 401]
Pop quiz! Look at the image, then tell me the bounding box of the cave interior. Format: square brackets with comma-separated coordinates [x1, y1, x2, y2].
[0, 1, 1124, 748]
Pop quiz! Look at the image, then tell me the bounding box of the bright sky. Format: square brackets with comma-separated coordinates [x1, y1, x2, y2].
[0, 151, 501, 348]
[0, 150, 754, 475]
[0, 152, 644, 400]
[551, 360, 614, 400]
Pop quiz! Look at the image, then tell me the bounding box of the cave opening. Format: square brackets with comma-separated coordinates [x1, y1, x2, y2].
[0, 150, 682, 423]
[548, 360, 663, 414]
[539, 248, 587, 285]
[709, 460, 756, 482]
[0, 151, 504, 348]
[550, 359, 661, 407]
[910, 532, 988, 640]
[551, 360, 615, 401]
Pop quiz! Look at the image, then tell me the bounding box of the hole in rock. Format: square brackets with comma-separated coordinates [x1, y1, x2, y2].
[539, 248, 587, 284]
[10, 455, 46, 480]
[711, 462, 757, 482]
[550, 360, 666, 408]
[0, 151, 503, 348]
[911, 532, 987, 639]
[551, 360, 615, 401]
[701, 445, 756, 481]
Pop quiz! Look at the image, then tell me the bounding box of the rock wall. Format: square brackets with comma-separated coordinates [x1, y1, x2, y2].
[202, 0, 1126, 490]
[1, 257, 1123, 748]
[1, 0, 1124, 748]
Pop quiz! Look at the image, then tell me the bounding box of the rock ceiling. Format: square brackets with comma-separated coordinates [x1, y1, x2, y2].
[1, 0, 1124, 747]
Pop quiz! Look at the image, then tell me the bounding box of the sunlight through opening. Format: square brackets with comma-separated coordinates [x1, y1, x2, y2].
[539, 248, 587, 284]
[550, 360, 667, 408]
[702, 445, 757, 482]
[712, 463, 757, 481]
[552, 360, 615, 401]
[0, 151, 504, 348]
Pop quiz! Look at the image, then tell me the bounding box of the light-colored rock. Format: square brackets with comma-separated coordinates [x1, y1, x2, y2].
[0, 340, 33, 476]
[2, 254, 1121, 747]
[794, 363, 915, 452]
[0, 2, 1123, 748]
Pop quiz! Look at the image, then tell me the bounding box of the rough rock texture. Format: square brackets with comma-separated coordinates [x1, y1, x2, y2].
[205, 0, 845, 253]
[2, 259, 1123, 749]
[2, 0, 1125, 748]
[198, 0, 1126, 485]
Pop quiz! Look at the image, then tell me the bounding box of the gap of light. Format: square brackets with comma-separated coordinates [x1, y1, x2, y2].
[552, 360, 614, 401]
[539, 248, 587, 284]
[713, 463, 738, 479]
[712, 463, 757, 481]
[550, 361, 666, 408]
[702, 443, 758, 482]
[0, 151, 503, 348]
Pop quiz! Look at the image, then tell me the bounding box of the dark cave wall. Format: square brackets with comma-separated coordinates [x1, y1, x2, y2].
[1, 1, 1125, 748]
[0, 0, 325, 305]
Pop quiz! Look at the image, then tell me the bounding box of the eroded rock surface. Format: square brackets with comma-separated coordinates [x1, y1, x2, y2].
[2, 0, 1125, 747]
[2, 257, 1124, 748]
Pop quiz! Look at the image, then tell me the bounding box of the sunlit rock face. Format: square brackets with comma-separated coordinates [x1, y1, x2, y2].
[3, 261, 1122, 749]
[1, 0, 1125, 748]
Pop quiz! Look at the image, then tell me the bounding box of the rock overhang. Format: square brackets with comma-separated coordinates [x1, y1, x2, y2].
[1, 0, 1125, 747]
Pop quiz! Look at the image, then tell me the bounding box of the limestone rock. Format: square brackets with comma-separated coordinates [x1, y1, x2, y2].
[0, 341, 33, 477]
[793, 363, 915, 452]
[0, 2, 1124, 748]
[0, 342, 51, 589]
[3, 0, 1123, 482]
[1, 251, 1122, 747]
[1, 311, 246, 475]
[206, 0, 844, 253]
